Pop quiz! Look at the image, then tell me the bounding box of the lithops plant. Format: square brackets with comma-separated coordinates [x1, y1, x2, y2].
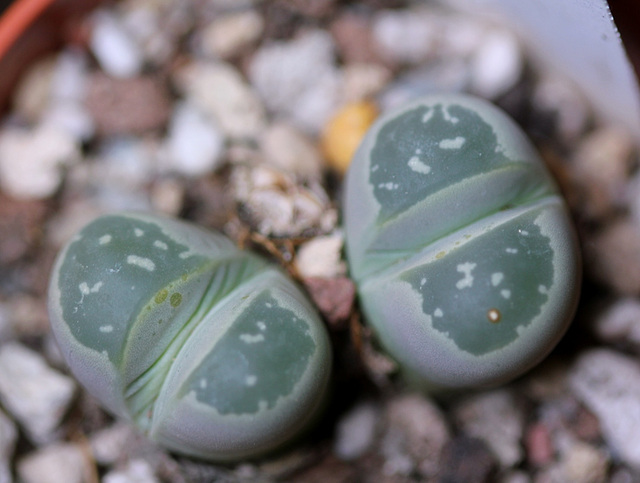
[48, 212, 332, 462]
[343, 94, 580, 390]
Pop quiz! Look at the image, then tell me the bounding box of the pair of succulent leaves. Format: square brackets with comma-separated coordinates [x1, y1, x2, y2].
[48, 94, 580, 462]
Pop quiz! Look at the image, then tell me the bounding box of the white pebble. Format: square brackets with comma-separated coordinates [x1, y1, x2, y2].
[260, 122, 322, 180]
[373, 8, 438, 64]
[90, 10, 143, 78]
[594, 298, 640, 347]
[175, 61, 265, 139]
[163, 102, 225, 176]
[0, 343, 76, 445]
[454, 389, 524, 467]
[90, 423, 137, 465]
[103, 459, 158, 483]
[569, 349, 640, 469]
[296, 233, 346, 278]
[17, 443, 89, 483]
[470, 29, 523, 98]
[200, 9, 264, 58]
[249, 30, 341, 133]
[0, 124, 80, 200]
[333, 401, 381, 460]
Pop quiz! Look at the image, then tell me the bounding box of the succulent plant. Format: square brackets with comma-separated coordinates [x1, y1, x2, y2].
[48, 212, 332, 462]
[343, 94, 581, 390]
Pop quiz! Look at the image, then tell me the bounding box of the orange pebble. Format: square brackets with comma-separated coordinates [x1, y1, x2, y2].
[321, 101, 379, 174]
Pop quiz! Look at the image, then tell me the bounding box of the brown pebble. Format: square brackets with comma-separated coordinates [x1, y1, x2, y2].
[85, 72, 171, 136]
[0, 193, 49, 265]
[587, 220, 640, 295]
[303, 276, 355, 326]
[438, 436, 497, 483]
[330, 12, 381, 64]
[525, 422, 554, 467]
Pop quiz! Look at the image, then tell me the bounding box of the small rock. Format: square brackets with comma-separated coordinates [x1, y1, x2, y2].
[525, 422, 554, 467]
[569, 349, 640, 469]
[593, 297, 640, 347]
[0, 409, 17, 483]
[104, 459, 158, 483]
[303, 277, 355, 325]
[162, 102, 225, 176]
[453, 389, 524, 468]
[42, 101, 95, 142]
[321, 101, 378, 174]
[534, 73, 591, 142]
[149, 178, 185, 216]
[0, 124, 80, 200]
[17, 443, 91, 483]
[587, 220, 640, 295]
[260, 122, 323, 180]
[0, 193, 49, 264]
[340, 62, 392, 103]
[90, 423, 138, 465]
[0, 343, 76, 444]
[438, 436, 497, 483]
[296, 234, 346, 278]
[90, 9, 144, 78]
[175, 61, 266, 139]
[382, 393, 450, 478]
[12, 56, 57, 122]
[232, 165, 336, 236]
[561, 442, 609, 483]
[330, 12, 379, 64]
[289, 453, 356, 483]
[249, 30, 341, 133]
[333, 401, 380, 460]
[571, 127, 633, 219]
[200, 9, 264, 58]
[470, 29, 523, 98]
[86, 73, 171, 136]
[372, 8, 438, 65]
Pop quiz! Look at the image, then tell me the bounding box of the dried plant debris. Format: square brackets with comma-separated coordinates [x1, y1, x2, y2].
[0, 0, 638, 481]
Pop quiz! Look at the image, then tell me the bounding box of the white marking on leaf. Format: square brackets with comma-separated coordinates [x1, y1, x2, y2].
[408, 156, 431, 174]
[491, 272, 504, 286]
[153, 240, 168, 250]
[127, 255, 155, 271]
[245, 375, 258, 387]
[439, 136, 466, 150]
[506, 248, 518, 254]
[434, 308, 443, 317]
[501, 289, 511, 299]
[456, 262, 477, 289]
[240, 333, 265, 344]
[422, 108, 434, 123]
[378, 182, 399, 190]
[99, 325, 114, 333]
[99, 235, 112, 245]
[134, 228, 144, 237]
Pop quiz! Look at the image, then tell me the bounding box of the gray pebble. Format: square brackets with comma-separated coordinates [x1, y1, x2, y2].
[453, 389, 524, 468]
[333, 401, 381, 461]
[17, 443, 90, 483]
[569, 349, 640, 469]
[249, 31, 341, 133]
[0, 343, 76, 445]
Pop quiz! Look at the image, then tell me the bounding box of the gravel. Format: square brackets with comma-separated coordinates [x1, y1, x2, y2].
[0, 0, 639, 480]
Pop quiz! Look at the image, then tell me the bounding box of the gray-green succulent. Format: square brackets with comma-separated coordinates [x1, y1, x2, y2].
[343, 94, 581, 390]
[48, 212, 332, 462]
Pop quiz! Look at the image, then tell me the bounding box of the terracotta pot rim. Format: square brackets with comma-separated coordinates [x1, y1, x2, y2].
[0, 0, 57, 60]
